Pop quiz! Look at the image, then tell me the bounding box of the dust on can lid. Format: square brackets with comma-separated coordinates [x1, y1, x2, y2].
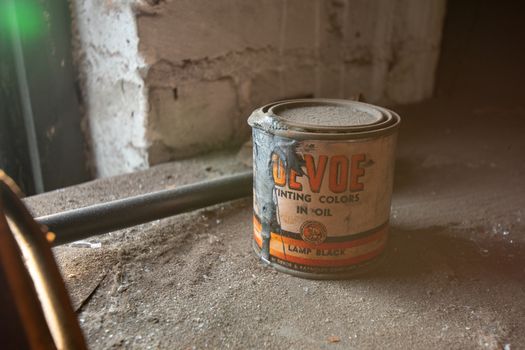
[248, 98, 400, 138]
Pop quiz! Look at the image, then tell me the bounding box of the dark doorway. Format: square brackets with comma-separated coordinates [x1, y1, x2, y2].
[0, 0, 90, 194]
[436, 0, 525, 102]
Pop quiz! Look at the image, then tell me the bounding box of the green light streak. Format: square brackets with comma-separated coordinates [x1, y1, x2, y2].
[0, 1, 44, 39]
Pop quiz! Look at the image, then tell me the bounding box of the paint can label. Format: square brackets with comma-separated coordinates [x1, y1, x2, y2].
[253, 134, 397, 274]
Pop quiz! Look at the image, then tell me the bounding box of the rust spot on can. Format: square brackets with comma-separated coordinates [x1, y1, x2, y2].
[247, 99, 400, 279]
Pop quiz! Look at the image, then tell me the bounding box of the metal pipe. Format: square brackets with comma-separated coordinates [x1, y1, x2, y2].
[37, 172, 253, 246]
[0, 184, 57, 349]
[1, 173, 87, 349]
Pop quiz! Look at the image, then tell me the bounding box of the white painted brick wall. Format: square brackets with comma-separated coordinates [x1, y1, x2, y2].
[73, 0, 446, 176]
[71, 0, 149, 177]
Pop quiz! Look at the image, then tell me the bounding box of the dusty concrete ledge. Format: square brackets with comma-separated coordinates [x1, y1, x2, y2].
[25, 97, 525, 349]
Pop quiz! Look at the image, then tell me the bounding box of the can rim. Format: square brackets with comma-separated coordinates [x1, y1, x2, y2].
[248, 98, 400, 139]
[269, 99, 387, 130]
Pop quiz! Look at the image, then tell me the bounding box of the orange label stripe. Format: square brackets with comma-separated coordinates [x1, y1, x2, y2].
[253, 215, 387, 249]
[272, 244, 384, 267]
[252, 215, 387, 267]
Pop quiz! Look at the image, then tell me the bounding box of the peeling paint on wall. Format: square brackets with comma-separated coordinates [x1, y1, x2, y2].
[71, 0, 149, 177]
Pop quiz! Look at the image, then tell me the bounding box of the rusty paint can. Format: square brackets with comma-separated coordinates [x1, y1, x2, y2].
[247, 99, 400, 279]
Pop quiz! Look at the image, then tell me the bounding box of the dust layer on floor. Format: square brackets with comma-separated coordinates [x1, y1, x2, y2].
[26, 97, 525, 349]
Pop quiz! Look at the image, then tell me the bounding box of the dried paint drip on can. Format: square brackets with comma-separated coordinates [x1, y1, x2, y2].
[247, 99, 400, 279]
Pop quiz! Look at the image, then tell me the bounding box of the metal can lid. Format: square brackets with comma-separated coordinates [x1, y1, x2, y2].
[248, 98, 400, 139]
[270, 100, 385, 129]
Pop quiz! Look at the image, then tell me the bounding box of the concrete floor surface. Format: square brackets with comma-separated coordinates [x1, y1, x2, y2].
[27, 96, 525, 349]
